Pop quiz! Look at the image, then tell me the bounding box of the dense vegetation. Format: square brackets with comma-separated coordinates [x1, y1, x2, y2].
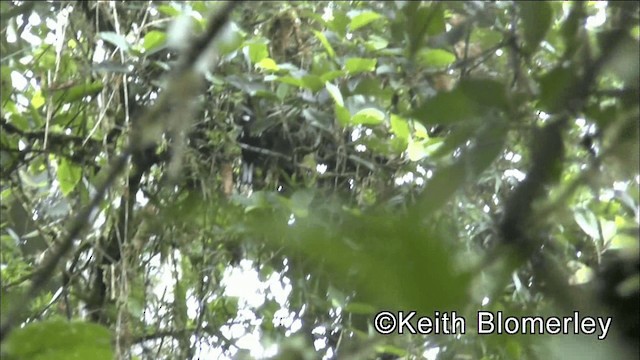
[1, 1, 638, 359]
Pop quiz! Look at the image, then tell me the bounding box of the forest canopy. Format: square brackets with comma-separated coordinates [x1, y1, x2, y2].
[0, 1, 639, 359]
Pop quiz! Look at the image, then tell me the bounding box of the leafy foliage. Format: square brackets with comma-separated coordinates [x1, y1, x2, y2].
[0, 1, 638, 359]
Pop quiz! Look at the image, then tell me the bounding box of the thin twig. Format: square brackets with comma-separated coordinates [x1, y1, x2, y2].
[238, 142, 292, 161]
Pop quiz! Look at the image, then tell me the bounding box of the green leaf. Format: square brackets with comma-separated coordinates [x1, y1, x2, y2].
[574, 209, 600, 239]
[241, 191, 270, 213]
[191, 1, 208, 16]
[313, 30, 336, 59]
[538, 66, 575, 113]
[519, 2, 553, 54]
[256, 57, 278, 71]
[328, 12, 350, 38]
[459, 79, 509, 112]
[430, 123, 478, 158]
[276, 83, 290, 100]
[291, 213, 471, 316]
[1, 287, 28, 323]
[3, 320, 113, 360]
[407, 140, 427, 161]
[412, 90, 475, 125]
[345, 58, 377, 74]
[417, 49, 456, 68]
[599, 31, 640, 86]
[98, 32, 130, 52]
[390, 114, 410, 142]
[142, 30, 167, 53]
[216, 22, 244, 55]
[424, 7, 446, 36]
[320, 70, 343, 83]
[352, 77, 383, 97]
[351, 108, 385, 126]
[301, 75, 323, 92]
[30, 90, 45, 109]
[365, 34, 389, 51]
[3, 104, 28, 131]
[413, 122, 429, 139]
[52, 81, 103, 104]
[610, 232, 639, 251]
[413, 79, 508, 125]
[349, 11, 382, 31]
[568, 260, 595, 285]
[335, 104, 351, 127]
[156, 4, 180, 17]
[416, 125, 507, 217]
[404, 3, 445, 57]
[344, 302, 376, 314]
[57, 158, 82, 196]
[325, 82, 344, 107]
[174, 276, 187, 328]
[1, 65, 12, 98]
[277, 76, 304, 88]
[245, 40, 269, 63]
[471, 28, 503, 48]
[312, 55, 335, 75]
[389, 137, 408, 154]
[33, 46, 56, 71]
[290, 190, 314, 218]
